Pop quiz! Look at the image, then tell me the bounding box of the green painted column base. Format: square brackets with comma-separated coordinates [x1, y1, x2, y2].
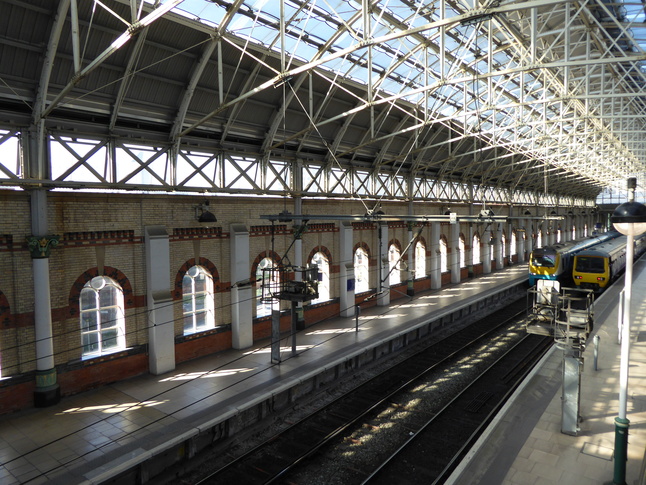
[407, 280, 414, 297]
[613, 417, 630, 485]
[34, 368, 61, 408]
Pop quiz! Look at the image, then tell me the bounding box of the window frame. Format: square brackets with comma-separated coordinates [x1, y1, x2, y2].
[310, 252, 330, 304]
[182, 265, 215, 335]
[354, 247, 370, 294]
[80, 276, 126, 359]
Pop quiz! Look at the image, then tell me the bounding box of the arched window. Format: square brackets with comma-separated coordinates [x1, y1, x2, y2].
[537, 230, 543, 248]
[182, 265, 215, 335]
[388, 244, 401, 285]
[414, 241, 425, 278]
[256, 257, 279, 317]
[459, 235, 466, 268]
[440, 238, 448, 273]
[80, 276, 125, 358]
[472, 234, 481, 264]
[501, 233, 507, 260]
[557, 226, 562, 243]
[354, 247, 370, 294]
[310, 252, 330, 304]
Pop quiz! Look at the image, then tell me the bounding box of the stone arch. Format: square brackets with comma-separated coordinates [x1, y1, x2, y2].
[68, 266, 134, 317]
[353, 241, 371, 260]
[306, 245, 333, 265]
[174, 257, 221, 300]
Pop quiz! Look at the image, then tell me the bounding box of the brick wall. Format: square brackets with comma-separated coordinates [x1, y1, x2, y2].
[0, 191, 469, 414]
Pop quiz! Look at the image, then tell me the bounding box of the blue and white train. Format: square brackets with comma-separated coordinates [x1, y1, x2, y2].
[528, 231, 619, 286]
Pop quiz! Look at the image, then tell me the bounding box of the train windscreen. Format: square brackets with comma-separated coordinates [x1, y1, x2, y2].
[531, 249, 556, 268]
[575, 256, 604, 273]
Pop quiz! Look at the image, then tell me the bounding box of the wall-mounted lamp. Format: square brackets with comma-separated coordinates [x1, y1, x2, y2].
[196, 200, 217, 223]
[524, 210, 532, 216]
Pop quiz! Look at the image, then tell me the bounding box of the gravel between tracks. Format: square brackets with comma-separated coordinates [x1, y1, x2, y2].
[168, 296, 527, 485]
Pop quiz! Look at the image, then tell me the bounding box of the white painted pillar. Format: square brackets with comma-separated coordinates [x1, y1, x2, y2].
[407, 223, 415, 296]
[28, 189, 61, 407]
[495, 224, 504, 270]
[549, 224, 556, 246]
[430, 222, 441, 289]
[517, 228, 525, 263]
[467, 223, 474, 274]
[525, 219, 533, 255]
[483, 230, 492, 274]
[230, 224, 253, 349]
[339, 221, 355, 317]
[144, 225, 175, 375]
[378, 223, 390, 306]
[450, 222, 460, 283]
[293, 198, 304, 328]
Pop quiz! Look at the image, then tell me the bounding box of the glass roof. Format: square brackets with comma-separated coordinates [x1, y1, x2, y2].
[50, 0, 636, 200]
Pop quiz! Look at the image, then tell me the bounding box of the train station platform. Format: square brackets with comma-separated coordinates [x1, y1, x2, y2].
[449, 257, 646, 485]
[0, 265, 529, 485]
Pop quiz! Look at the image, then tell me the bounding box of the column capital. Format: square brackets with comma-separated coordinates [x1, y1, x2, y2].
[26, 235, 59, 259]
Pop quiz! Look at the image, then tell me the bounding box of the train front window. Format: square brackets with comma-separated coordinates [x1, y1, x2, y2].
[532, 250, 556, 268]
[575, 256, 604, 273]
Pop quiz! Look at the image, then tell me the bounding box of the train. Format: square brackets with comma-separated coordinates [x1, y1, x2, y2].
[572, 234, 646, 291]
[528, 231, 620, 287]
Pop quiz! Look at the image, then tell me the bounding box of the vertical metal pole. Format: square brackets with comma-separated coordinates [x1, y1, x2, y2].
[291, 301, 297, 355]
[355, 305, 360, 332]
[593, 335, 600, 371]
[614, 233, 633, 485]
[562, 349, 582, 435]
[271, 309, 281, 364]
[617, 290, 624, 344]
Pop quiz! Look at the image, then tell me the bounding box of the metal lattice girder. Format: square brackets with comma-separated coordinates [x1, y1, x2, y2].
[1, 0, 646, 203]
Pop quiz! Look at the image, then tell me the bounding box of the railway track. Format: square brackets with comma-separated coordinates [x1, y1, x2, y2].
[362, 333, 551, 484]
[185, 299, 550, 485]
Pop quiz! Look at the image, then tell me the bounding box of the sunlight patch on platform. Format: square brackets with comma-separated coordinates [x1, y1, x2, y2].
[159, 368, 255, 382]
[58, 400, 164, 414]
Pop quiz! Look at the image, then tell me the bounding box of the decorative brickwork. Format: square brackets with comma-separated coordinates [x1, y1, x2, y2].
[250, 250, 282, 282]
[68, 266, 135, 317]
[173, 257, 221, 300]
[172, 227, 224, 239]
[306, 223, 336, 233]
[63, 230, 136, 245]
[306, 245, 333, 266]
[387, 221, 408, 229]
[388, 238, 403, 252]
[415, 235, 428, 253]
[250, 224, 289, 236]
[353, 241, 372, 261]
[352, 222, 376, 230]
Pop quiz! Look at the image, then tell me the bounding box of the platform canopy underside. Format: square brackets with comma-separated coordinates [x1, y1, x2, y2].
[1, 0, 645, 203]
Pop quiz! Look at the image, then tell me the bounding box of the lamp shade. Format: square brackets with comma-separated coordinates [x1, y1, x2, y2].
[611, 201, 646, 236]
